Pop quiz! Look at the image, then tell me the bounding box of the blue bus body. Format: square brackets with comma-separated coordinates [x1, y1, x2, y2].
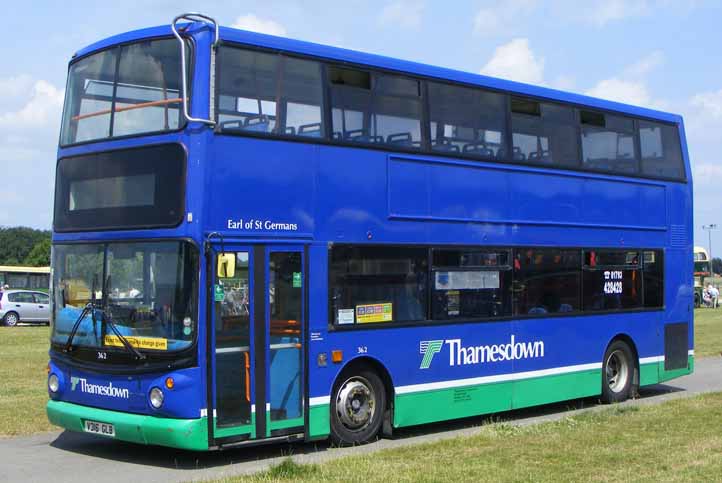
[46, 19, 693, 450]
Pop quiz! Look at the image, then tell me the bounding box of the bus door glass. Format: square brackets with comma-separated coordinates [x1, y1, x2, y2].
[211, 246, 305, 442]
[212, 249, 254, 439]
[266, 249, 305, 435]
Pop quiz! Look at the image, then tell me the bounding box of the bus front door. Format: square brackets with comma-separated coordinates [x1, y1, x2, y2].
[210, 246, 305, 445]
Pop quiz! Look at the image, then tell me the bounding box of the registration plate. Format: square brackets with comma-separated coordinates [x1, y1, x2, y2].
[83, 420, 115, 437]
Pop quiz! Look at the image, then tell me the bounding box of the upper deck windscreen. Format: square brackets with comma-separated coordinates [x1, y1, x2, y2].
[60, 38, 184, 145]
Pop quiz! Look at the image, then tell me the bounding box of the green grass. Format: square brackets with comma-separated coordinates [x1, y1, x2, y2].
[0, 326, 54, 436]
[223, 392, 722, 483]
[694, 308, 722, 357]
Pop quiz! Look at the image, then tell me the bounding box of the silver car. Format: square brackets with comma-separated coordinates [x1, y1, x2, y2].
[0, 290, 51, 326]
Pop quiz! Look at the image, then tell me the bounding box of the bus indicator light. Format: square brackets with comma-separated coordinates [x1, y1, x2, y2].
[331, 350, 343, 363]
[165, 377, 174, 390]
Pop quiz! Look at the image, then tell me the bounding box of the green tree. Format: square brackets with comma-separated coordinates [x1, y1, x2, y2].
[0, 227, 51, 266]
[23, 238, 51, 267]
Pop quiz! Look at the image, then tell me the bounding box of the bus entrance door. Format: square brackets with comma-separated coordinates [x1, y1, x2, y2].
[210, 246, 305, 445]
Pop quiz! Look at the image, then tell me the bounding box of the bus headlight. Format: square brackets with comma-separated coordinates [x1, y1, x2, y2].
[149, 387, 164, 409]
[48, 374, 59, 393]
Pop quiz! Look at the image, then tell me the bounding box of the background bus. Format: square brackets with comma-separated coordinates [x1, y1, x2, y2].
[694, 246, 711, 307]
[46, 14, 693, 451]
[0, 265, 50, 290]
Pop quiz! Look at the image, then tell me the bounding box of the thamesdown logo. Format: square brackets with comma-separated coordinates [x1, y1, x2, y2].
[70, 377, 130, 399]
[419, 340, 444, 369]
[419, 335, 545, 369]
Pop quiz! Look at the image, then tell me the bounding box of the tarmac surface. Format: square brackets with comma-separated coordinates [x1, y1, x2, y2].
[2, 356, 721, 483]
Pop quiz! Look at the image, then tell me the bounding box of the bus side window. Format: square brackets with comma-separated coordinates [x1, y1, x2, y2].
[582, 250, 642, 311]
[513, 248, 581, 316]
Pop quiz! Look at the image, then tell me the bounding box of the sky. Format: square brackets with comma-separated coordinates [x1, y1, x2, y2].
[2, 0, 722, 254]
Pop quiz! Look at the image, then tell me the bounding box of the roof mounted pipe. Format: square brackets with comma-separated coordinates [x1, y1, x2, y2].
[171, 12, 219, 127]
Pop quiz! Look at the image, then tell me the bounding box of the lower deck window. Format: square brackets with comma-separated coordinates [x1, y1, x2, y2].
[513, 249, 581, 315]
[329, 246, 427, 325]
[583, 250, 642, 310]
[329, 245, 666, 327]
[432, 249, 512, 320]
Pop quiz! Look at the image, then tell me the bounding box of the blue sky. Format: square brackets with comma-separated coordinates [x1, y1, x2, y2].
[2, 0, 722, 254]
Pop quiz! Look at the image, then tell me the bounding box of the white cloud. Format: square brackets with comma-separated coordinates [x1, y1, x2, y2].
[0, 76, 63, 229]
[551, 75, 576, 91]
[473, 0, 537, 37]
[584, 0, 650, 26]
[231, 14, 287, 36]
[624, 50, 665, 78]
[585, 51, 667, 107]
[586, 78, 651, 106]
[378, 1, 425, 30]
[691, 89, 722, 119]
[479, 38, 545, 85]
[0, 79, 64, 128]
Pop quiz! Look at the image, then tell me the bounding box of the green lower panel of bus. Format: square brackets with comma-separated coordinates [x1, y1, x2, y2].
[309, 403, 330, 439]
[393, 368, 601, 428]
[393, 355, 694, 428]
[47, 400, 208, 451]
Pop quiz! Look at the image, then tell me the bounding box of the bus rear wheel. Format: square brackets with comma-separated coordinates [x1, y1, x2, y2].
[601, 340, 634, 403]
[330, 368, 386, 446]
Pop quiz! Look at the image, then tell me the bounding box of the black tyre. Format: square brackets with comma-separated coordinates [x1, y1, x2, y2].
[330, 367, 386, 446]
[3, 312, 19, 327]
[601, 340, 635, 403]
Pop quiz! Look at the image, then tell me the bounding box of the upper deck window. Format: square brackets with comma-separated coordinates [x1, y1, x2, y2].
[511, 98, 579, 167]
[580, 111, 638, 174]
[217, 47, 325, 138]
[639, 121, 685, 179]
[427, 82, 506, 158]
[329, 67, 423, 149]
[60, 38, 184, 145]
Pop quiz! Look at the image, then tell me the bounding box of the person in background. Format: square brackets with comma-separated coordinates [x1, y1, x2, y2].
[708, 283, 720, 308]
[702, 286, 712, 308]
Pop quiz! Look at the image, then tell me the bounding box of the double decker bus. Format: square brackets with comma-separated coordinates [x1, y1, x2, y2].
[693, 246, 711, 307]
[47, 13, 694, 450]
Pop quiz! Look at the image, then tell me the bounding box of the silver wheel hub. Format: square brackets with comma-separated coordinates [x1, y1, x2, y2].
[6, 313, 17, 325]
[335, 377, 375, 431]
[606, 349, 629, 393]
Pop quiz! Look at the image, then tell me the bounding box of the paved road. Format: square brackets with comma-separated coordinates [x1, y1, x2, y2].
[2, 357, 721, 483]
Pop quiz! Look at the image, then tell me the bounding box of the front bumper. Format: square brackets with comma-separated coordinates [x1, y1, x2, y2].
[46, 400, 208, 451]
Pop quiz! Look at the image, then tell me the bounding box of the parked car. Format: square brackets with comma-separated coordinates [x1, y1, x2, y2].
[0, 290, 51, 326]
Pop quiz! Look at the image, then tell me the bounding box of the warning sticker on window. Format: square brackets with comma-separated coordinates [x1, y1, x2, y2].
[435, 271, 500, 290]
[337, 309, 355, 325]
[356, 303, 392, 323]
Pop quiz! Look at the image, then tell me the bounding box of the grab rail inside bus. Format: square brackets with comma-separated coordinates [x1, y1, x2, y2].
[171, 12, 219, 127]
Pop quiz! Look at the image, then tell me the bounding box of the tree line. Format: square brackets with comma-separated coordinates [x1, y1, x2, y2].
[0, 227, 51, 266]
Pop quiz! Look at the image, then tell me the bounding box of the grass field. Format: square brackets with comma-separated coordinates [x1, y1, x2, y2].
[692, 309, 722, 357]
[0, 325, 54, 436]
[0, 309, 720, 438]
[228, 392, 722, 482]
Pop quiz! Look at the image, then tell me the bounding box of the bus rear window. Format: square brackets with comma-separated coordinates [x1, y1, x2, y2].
[54, 144, 185, 231]
[60, 38, 184, 145]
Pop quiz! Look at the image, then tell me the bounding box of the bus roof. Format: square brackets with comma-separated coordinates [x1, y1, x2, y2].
[0, 265, 50, 274]
[74, 22, 684, 126]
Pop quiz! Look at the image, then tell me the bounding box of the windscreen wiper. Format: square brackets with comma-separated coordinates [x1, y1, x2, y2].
[64, 275, 98, 353]
[101, 275, 146, 361]
[101, 308, 146, 361]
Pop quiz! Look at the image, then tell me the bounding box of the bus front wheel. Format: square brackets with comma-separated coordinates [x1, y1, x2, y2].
[330, 367, 386, 446]
[601, 340, 635, 403]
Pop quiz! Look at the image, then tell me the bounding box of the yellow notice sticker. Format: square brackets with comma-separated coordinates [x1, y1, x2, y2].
[356, 303, 392, 324]
[104, 335, 168, 351]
